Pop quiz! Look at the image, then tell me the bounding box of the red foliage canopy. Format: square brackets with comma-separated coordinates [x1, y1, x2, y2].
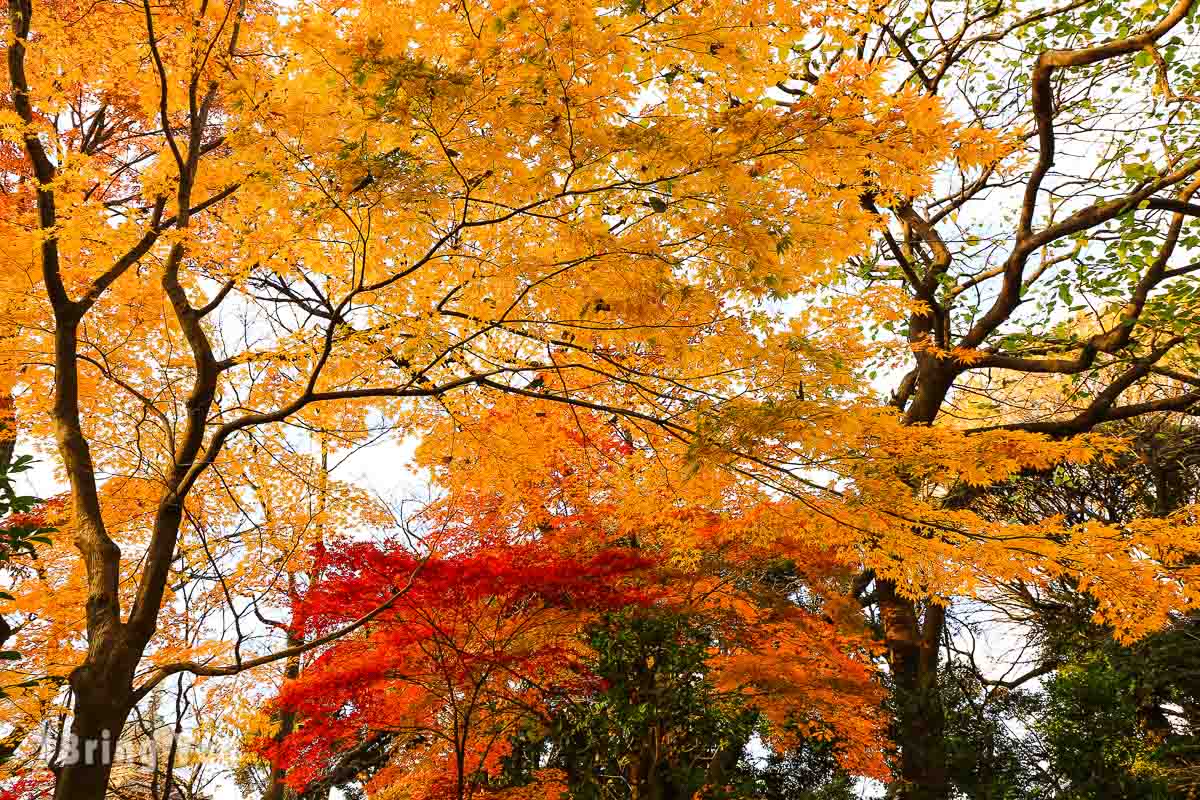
[260, 540, 653, 795]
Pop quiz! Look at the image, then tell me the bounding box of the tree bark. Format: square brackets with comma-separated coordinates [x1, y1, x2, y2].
[52, 649, 138, 800]
[878, 580, 948, 800]
[875, 355, 956, 800]
[263, 633, 302, 800]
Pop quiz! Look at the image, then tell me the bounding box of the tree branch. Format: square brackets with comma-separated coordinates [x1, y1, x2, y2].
[132, 560, 425, 700]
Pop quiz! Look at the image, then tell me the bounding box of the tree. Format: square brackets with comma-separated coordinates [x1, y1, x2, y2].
[6, 1, 1200, 799]
[262, 408, 890, 799]
[419, 403, 898, 777]
[809, 1, 1200, 795]
[261, 539, 654, 800]
[931, 662, 1043, 800]
[502, 608, 861, 800]
[958, 417, 1200, 798]
[0, 0, 978, 795]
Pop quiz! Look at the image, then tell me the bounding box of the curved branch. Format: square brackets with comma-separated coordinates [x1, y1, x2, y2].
[1020, 0, 1196, 239]
[132, 559, 425, 700]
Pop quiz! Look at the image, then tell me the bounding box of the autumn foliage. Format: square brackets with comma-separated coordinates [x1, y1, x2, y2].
[2, 0, 1200, 798]
[258, 417, 890, 798]
[260, 541, 648, 795]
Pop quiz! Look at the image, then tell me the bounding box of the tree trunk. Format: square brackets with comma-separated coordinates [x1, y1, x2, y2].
[879, 355, 958, 800]
[878, 580, 948, 800]
[263, 636, 302, 800]
[52, 644, 139, 800]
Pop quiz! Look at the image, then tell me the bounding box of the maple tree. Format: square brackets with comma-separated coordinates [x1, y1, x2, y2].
[261, 539, 650, 800]
[258, 417, 889, 799]
[788, 1, 1200, 796]
[1, 0, 1200, 798]
[0, 0, 965, 796]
